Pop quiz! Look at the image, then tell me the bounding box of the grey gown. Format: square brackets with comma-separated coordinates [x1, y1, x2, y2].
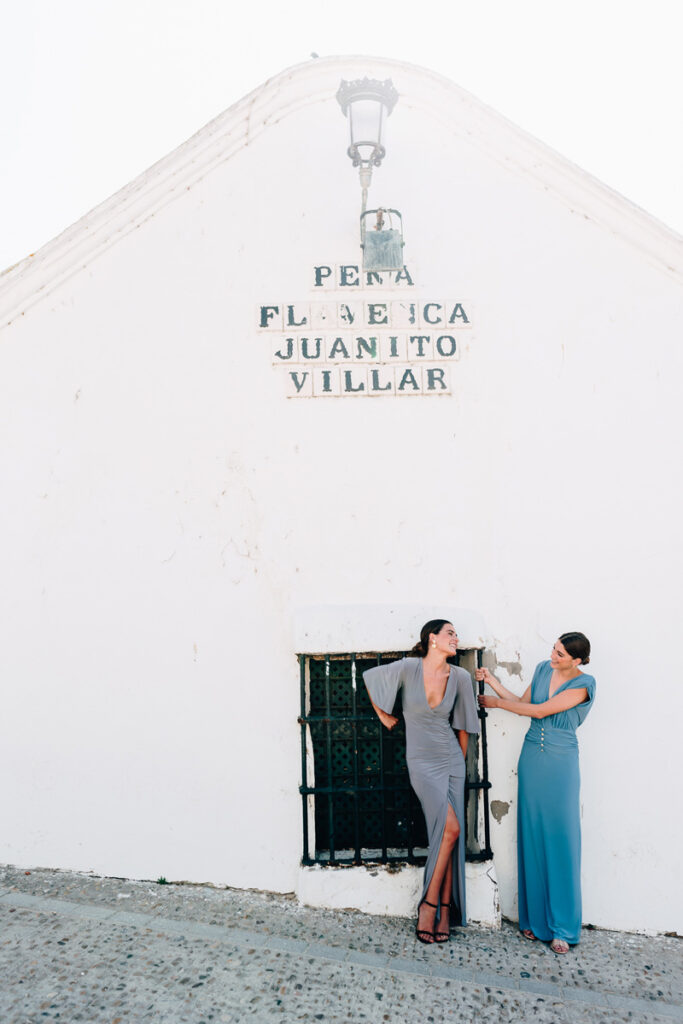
[363, 657, 480, 926]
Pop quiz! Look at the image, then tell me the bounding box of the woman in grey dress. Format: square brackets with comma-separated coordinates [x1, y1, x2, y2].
[363, 619, 480, 944]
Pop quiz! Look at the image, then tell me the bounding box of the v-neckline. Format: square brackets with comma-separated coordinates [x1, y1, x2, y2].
[547, 662, 584, 699]
[421, 662, 452, 710]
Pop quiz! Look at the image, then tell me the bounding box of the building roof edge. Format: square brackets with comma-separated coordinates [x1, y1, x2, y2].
[2, 55, 682, 329]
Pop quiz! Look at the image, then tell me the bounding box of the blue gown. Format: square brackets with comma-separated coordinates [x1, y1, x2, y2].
[517, 660, 596, 944]
[363, 658, 480, 926]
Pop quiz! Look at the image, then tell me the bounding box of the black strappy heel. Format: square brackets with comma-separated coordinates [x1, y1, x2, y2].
[415, 899, 438, 944]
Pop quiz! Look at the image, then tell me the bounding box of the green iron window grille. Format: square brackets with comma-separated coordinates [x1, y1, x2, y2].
[298, 650, 492, 867]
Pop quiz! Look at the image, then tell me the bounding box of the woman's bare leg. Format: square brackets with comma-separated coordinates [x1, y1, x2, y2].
[436, 855, 453, 935]
[417, 803, 460, 935]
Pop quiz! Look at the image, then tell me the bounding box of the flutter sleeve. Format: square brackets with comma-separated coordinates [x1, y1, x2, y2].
[569, 673, 596, 726]
[451, 668, 480, 734]
[363, 659, 406, 715]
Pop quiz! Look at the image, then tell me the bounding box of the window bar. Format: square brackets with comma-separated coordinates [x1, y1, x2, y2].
[324, 654, 336, 864]
[350, 656, 362, 864]
[476, 649, 493, 859]
[299, 655, 311, 865]
[375, 653, 388, 861]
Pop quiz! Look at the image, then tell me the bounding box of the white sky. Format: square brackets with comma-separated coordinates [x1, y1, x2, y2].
[2, 0, 682, 272]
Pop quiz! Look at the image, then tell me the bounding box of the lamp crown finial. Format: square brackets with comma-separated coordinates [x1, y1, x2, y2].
[336, 77, 399, 117]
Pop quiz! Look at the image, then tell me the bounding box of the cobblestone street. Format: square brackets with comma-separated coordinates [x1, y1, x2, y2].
[1, 866, 681, 1023]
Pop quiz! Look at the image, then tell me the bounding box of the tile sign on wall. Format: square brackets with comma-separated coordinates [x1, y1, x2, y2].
[258, 265, 473, 397]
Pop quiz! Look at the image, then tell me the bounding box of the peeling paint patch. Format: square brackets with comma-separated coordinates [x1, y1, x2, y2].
[491, 800, 510, 823]
[496, 659, 522, 676]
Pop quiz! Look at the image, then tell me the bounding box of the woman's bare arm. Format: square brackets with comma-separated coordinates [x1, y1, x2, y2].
[457, 729, 468, 760]
[368, 695, 399, 730]
[475, 667, 531, 704]
[479, 686, 588, 719]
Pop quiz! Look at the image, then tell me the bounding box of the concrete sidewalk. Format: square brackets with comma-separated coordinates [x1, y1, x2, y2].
[0, 865, 680, 1023]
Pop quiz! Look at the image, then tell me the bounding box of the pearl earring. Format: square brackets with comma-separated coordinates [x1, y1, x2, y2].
[431, 641, 436, 648]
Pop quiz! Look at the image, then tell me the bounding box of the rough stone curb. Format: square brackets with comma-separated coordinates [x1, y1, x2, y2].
[2, 890, 681, 1021]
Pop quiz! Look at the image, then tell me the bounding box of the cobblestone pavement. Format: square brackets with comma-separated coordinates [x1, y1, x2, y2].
[0, 865, 681, 1023]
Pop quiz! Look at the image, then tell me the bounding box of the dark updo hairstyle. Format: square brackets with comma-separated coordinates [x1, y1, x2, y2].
[558, 631, 591, 665]
[409, 619, 452, 658]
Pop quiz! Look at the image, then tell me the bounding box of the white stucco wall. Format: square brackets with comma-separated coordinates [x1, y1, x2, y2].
[1, 57, 681, 934]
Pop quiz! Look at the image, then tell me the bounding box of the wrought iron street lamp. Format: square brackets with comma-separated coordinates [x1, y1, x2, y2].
[336, 77, 405, 272]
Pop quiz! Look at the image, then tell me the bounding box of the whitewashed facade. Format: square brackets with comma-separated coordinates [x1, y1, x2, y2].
[1, 57, 682, 936]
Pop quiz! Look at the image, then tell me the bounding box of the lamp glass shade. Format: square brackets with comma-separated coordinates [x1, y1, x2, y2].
[337, 78, 398, 168]
[348, 99, 386, 165]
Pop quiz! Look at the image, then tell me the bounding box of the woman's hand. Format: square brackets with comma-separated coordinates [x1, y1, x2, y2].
[475, 667, 523, 703]
[380, 713, 399, 730]
[475, 668, 495, 688]
[477, 694, 499, 709]
[367, 695, 399, 731]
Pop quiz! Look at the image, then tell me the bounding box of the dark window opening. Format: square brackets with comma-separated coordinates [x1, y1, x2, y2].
[298, 651, 492, 867]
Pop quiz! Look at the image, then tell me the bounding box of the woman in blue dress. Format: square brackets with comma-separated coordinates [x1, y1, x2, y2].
[476, 632, 595, 954]
[364, 619, 480, 945]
